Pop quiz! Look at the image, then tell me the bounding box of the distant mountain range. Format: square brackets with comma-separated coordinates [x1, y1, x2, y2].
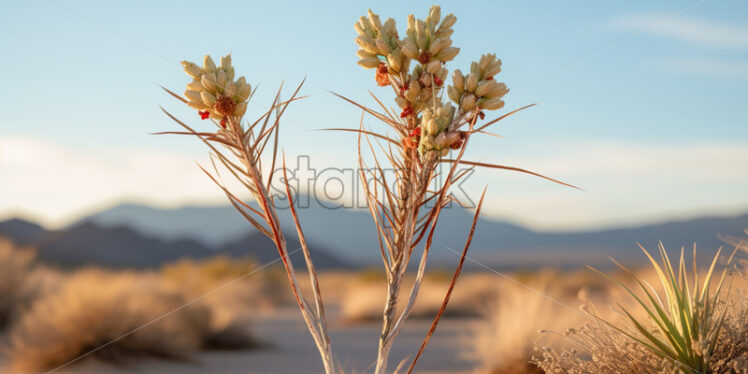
[1, 197, 746, 269]
[0, 217, 349, 270]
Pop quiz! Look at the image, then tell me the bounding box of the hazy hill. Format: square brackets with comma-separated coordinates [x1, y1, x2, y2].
[77, 198, 748, 267]
[0, 219, 349, 270]
[0, 218, 47, 245]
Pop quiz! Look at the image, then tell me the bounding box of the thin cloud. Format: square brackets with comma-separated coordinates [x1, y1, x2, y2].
[660, 57, 748, 77]
[612, 14, 748, 49]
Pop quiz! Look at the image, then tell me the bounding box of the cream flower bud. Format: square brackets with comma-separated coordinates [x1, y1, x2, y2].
[416, 19, 425, 35]
[428, 38, 449, 55]
[485, 62, 502, 78]
[216, 70, 227, 91]
[184, 90, 202, 103]
[440, 148, 449, 157]
[480, 97, 505, 110]
[479, 56, 491, 71]
[395, 96, 408, 109]
[201, 73, 217, 93]
[237, 83, 251, 101]
[407, 14, 416, 30]
[466, 73, 478, 92]
[375, 39, 391, 55]
[201, 91, 216, 106]
[354, 21, 365, 36]
[436, 28, 454, 40]
[475, 80, 496, 97]
[186, 79, 203, 91]
[426, 119, 439, 134]
[357, 57, 381, 69]
[461, 94, 476, 111]
[220, 54, 232, 70]
[234, 101, 247, 117]
[447, 85, 461, 103]
[356, 49, 377, 59]
[355, 36, 378, 54]
[224, 81, 236, 98]
[436, 47, 459, 62]
[203, 55, 216, 72]
[440, 14, 457, 30]
[425, 60, 441, 74]
[368, 9, 382, 29]
[402, 39, 419, 59]
[487, 82, 508, 98]
[452, 70, 464, 91]
[181, 61, 203, 79]
[387, 53, 402, 72]
[429, 5, 441, 25]
[187, 99, 208, 110]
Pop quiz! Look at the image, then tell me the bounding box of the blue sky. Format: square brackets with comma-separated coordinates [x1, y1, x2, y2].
[1, 0, 747, 230]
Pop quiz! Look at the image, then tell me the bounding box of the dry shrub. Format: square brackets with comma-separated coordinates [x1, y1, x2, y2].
[340, 272, 499, 323]
[5, 269, 221, 372]
[297, 271, 357, 305]
[161, 256, 285, 321]
[0, 238, 35, 329]
[469, 271, 585, 374]
[710, 264, 748, 374]
[532, 318, 676, 374]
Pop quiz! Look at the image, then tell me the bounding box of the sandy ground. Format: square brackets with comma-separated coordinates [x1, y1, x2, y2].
[2, 308, 479, 374]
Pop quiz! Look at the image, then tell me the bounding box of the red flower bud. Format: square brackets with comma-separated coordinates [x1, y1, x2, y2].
[400, 106, 414, 118]
[375, 63, 390, 87]
[198, 110, 210, 120]
[418, 51, 431, 64]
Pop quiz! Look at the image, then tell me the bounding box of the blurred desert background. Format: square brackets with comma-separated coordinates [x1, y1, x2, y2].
[2, 0, 748, 373]
[0, 200, 746, 373]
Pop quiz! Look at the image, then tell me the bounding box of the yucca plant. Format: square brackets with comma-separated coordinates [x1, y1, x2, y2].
[159, 55, 335, 373]
[342, 6, 576, 373]
[590, 243, 739, 373]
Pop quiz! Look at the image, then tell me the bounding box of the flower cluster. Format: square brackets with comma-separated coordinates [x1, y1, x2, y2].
[181, 54, 251, 127]
[355, 11, 410, 77]
[395, 6, 457, 118]
[354, 6, 509, 161]
[448, 54, 508, 114]
[417, 103, 465, 158]
[401, 7, 458, 72]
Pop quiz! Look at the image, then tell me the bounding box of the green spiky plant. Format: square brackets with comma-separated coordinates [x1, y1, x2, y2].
[590, 244, 738, 373]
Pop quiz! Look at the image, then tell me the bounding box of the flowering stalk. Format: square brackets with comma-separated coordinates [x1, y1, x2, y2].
[159, 54, 335, 374]
[346, 6, 577, 373]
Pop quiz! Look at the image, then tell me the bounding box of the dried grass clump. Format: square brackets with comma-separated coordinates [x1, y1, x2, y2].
[5, 270, 217, 372]
[0, 238, 35, 329]
[161, 256, 286, 317]
[533, 318, 676, 374]
[709, 264, 748, 374]
[341, 272, 499, 323]
[470, 273, 584, 374]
